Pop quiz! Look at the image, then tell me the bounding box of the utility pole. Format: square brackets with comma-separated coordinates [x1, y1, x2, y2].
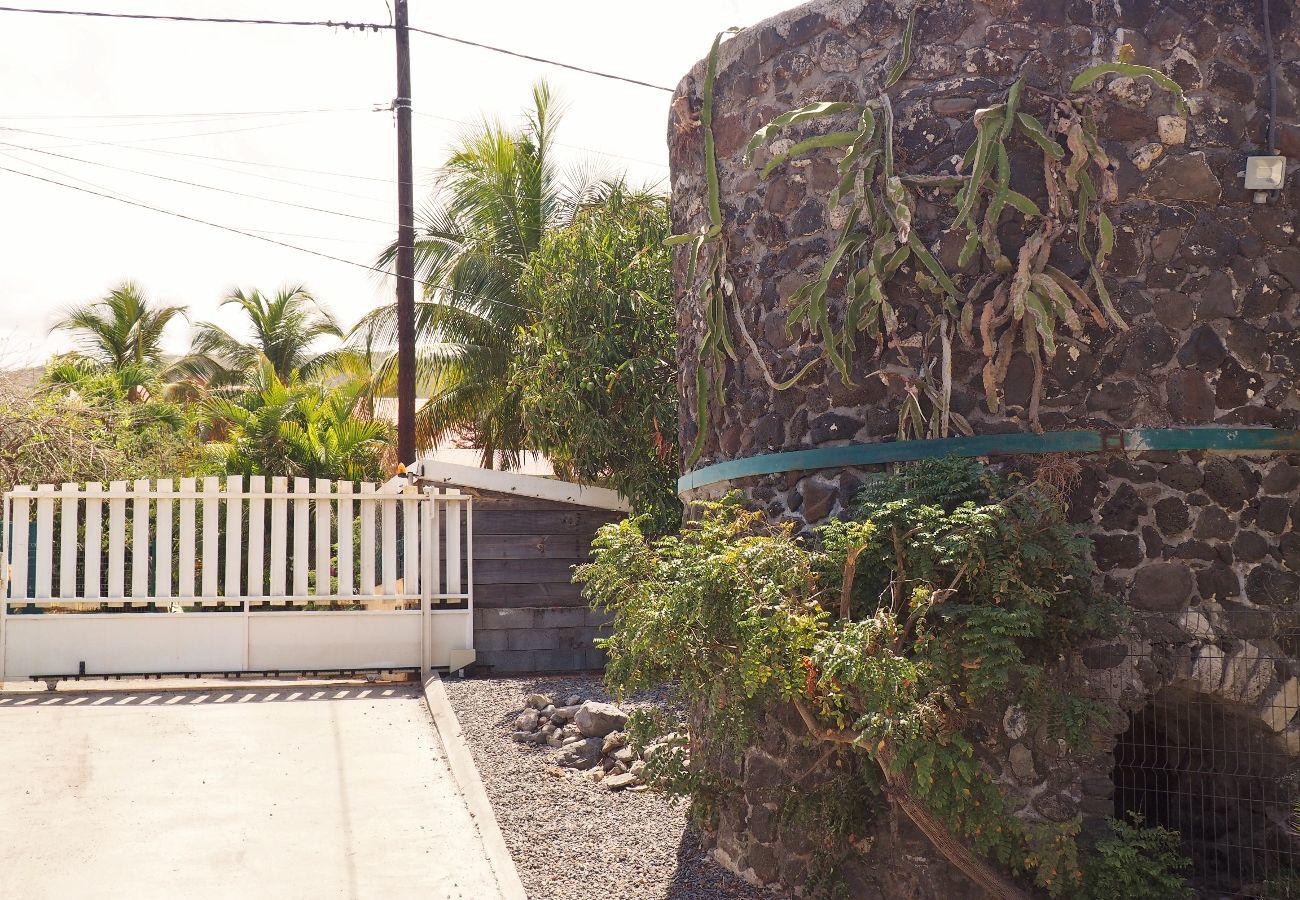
[394, 0, 417, 465]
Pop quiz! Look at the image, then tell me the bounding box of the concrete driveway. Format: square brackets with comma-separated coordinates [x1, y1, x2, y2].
[0, 680, 505, 900]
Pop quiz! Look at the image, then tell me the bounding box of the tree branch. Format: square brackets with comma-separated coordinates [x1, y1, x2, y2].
[791, 698, 1031, 900]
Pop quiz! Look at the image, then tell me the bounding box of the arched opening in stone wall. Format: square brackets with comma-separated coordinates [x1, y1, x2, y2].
[1112, 685, 1300, 896]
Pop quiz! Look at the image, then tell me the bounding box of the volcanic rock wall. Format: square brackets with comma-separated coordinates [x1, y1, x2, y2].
[668, 0, 1300, 895]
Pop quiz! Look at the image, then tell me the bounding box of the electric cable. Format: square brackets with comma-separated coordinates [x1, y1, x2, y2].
[0, 107, 370, 122]
[0, 109, 373, 129]
[0, 140, 397, 226]
[0, 125, 400, 206]
[0, 5, 674, 93]
[0, 161, 534, 314]
[0, 6, 385, 29]
[406, 26, 672, 92]
[12, 119, 320, 149]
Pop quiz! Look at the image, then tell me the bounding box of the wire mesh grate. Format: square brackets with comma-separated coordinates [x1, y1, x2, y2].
[1097, 637, 1300, 899]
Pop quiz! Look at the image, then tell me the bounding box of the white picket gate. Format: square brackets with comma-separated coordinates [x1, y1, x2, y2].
[0, 476, 475, 678]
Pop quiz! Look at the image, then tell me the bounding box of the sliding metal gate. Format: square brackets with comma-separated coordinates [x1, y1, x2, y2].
[0, 476, 474, 678]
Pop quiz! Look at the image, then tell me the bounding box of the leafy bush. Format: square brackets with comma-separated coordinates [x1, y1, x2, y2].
[577, 457, 1122, 896]
[515, 187, 679, 533]
[1078, 815, 1191, 900]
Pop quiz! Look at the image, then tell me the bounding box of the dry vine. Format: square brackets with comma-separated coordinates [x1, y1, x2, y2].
[672, 19, 1186, 458]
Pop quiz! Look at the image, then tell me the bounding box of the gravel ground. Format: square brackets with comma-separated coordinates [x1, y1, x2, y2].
[442, 673, 781, 900]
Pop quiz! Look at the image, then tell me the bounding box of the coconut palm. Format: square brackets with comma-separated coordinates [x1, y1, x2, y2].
[51, 280, 186, 374]
[203, 355, 390, 480]
[182, 285, 343, 387]
[361, 81, 613, 469]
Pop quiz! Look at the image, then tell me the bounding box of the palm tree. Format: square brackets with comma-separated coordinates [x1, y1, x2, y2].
[182, 285, 343, 386]
[52, 280, 186, 373]
[202, 355, 390, 480]
[361, 81, 612, 469]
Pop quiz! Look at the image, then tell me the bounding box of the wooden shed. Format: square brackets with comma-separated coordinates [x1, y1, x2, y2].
[411, 459, 626, 673]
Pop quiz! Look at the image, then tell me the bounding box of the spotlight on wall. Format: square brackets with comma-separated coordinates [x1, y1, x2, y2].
[1244, 155, 1286, 203]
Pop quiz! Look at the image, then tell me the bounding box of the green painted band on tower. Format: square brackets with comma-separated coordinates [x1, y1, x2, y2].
[677, 427, 1300, 494]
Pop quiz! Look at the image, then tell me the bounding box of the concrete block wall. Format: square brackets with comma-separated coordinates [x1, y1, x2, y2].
[473, 606, 611, 673]
[468, 491, 620, 673]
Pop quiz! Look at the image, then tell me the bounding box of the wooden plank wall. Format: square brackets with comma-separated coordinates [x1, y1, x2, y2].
[470, 490, 620, 672]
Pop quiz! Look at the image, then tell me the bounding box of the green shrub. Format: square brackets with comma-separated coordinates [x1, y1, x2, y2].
[1078, 815, 1191, 900]
[577, 457, 1122, 895]
[515, 188, 679, 533]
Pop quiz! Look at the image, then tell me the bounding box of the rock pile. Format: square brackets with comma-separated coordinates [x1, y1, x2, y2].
[509, 693, 655, 790]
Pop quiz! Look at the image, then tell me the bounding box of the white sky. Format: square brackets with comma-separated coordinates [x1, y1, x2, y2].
[0, 0, 790, 367]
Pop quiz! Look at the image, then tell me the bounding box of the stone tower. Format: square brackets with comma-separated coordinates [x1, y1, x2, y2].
[668, 0, 1300, 895]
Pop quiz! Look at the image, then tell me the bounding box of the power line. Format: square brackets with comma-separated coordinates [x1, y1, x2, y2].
[0, 6, 674, 93]
[0, 161, 399, 278]
[0, 6, 386, 29]
[407, 26, 673, 92]
[0, 107, 370, 121]
[13, 119, 325, 149]
[1, 122, 395, 184]
[0, 161, 532, 314]
[0, 140, 397, 226]
[0, 148, 135, 200]
[0, 108, 373, 129]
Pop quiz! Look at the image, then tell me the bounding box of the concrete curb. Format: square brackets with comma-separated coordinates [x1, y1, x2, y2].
[422, 674, 528, 900]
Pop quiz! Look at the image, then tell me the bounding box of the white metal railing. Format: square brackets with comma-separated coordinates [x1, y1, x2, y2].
[0, 476, 474, 676]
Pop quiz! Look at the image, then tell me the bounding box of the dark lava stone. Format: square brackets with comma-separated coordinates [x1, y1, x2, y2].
[1263, 463, 1300, 495]
[1257, 497, 1291, 535]
[1195, 272, 1237, 319]
[1226, 321, 1269, 367]
[1269, 248, 1300, 290]
[1153, 292, 1194, 329]
[1082, 643, 1128, 669]
[1093, 533, 1143, 570]
[1002, 353, 1036, 408]
[799, 479, 837, 523]
[1193, 506, 1236, 541]
[1129, 561, 1195, 611]
[1166, 369, 1215, 423]
[1158, 463, 1203, 493]
[1215, 359, 1263, 409]
[1086, 382, 1141, 412]
[1246, 564, 1300, 607]
[751, 413, 785, 449]
[790, 200, 825, 237]
[1174, 540, 1217, 561]
[1117, 324, 1175, 374]
[808, 412, 861, 444]
[1107, 460, 1156, 482]
[1241, 278, 1284, 319]
[1201, 458, 1253, 510]
[1233, 530, 1270, 563]
[1065, 467, 1103, 524]
[1178, 216, 1238, 268]
[1100, 483, 1146, 531]
[1177, 325, 1228, 372]
[1280, 533, 1300, 573]
[1155, 497, 1190, 535]
[1207, 61, 1255, 105]
[1219, 600, 1277, 640]
[1197, 562, 1242, 600]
